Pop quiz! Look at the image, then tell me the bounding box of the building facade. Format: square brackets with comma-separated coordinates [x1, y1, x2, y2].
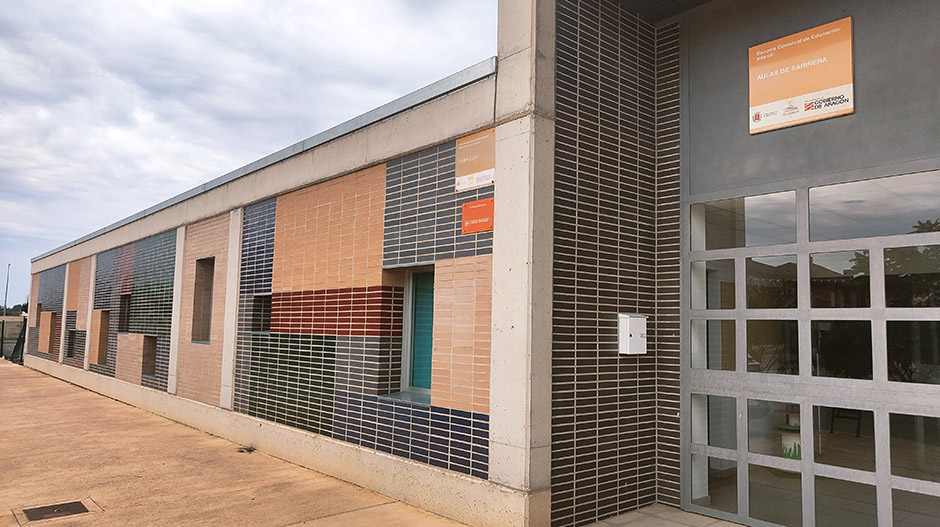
[27, 1, 940, 526]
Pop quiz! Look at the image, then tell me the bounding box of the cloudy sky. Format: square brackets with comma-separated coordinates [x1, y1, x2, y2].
[0, 0, 498, 308]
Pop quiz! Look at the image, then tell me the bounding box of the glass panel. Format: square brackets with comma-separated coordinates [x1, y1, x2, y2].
[890, 413, 940, 483]
[888, 321, 940, 385]
[410, 271, 434, 389]
[746, 320, 798, 375]
[691, 260, 735, 310]
[812, 406, 875, 471]
[810, 250, 870, 308]
[691, 320, 735, 370]
[811, 321, 873, 380]
[748, 464, 802, 527]
[885, 245, 940, 307]
[691, 394, 736, 450]
[691, 455, 737, 514]
[748, 399, 801, 459]
[894, 489, 940, 527]
[815, 477, 877, 527]
[747, 255, 797, 309]
[692, 191, 797, 250]
[810, 171, 940, 241]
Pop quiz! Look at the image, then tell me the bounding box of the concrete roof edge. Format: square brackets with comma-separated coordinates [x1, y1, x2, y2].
[32, 56, 498, 263]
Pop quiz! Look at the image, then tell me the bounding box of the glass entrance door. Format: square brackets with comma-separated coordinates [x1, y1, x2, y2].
[683, 170, 940, 526]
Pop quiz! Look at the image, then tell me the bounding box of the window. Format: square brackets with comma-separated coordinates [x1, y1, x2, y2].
[250, 294, 271, 333]
[118, 294, 131, 333]
[191, 257, 215, 342]
[141, 335, 157, 376]
[402, 267, 434, 397]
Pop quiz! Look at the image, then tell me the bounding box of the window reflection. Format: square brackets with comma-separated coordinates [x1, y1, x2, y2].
[747, 320, 798, 375]
[812, 406, 875, 471]
[691, 320, 735, 370]
[885, 245, 940, 307]
[894, 489, 940, 527]
[748, 399, 801, 459]
[749, 465, 802, 527]
[812, 321, 872, 380]
[691, 455, 737, 514]
[810, 171, 940, 241]
[890, 413, 940, 483]
[692, 191, 796, 250]
[815, 477, 877, 527]
[691, 394, 736, 449]
[810, 251, 870, 308]
[888, 321, 940, 385]
[691, 260, 735, 310]
[747, 255, 797, 309]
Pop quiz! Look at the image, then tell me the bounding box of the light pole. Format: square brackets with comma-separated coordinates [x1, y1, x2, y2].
[3, 263, 9, 316]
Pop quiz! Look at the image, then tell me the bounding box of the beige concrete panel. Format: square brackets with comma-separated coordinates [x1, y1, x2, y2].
[31, 77, 497, 275]
[25, 355, 536, 527]
[83, 256, 97, 369]
[495, 0, 554, 121]
[58, 262, 70, 363]
[220, 208, 242, 410]
[168, 226, 186, 395]
[489, 111, 554, 498]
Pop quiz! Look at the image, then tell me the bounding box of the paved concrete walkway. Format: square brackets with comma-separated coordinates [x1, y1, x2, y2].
[0, 361, 463, 527]
[1, 361, 738, 526]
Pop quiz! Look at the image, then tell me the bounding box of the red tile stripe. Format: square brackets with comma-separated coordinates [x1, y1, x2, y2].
[271, 286, 404, 337]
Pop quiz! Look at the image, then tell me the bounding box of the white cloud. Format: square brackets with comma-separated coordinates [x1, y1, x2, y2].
[0, 0, 497, 306]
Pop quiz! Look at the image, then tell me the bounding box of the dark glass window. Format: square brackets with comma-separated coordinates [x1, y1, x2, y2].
[811, 321, 872, 380]
[888, 321, 940, 385]
[747, 320, 798, 375]
[747, 256, 797, 309]
[810, 250, 870, 308]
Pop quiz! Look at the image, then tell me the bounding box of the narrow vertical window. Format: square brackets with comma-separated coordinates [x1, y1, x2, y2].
[408, 269, 434, 391]
[192, 257, 215, 342]
[118, 294, 131, 332]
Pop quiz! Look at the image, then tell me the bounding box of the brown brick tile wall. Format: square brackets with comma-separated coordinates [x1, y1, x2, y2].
[115, 332, 146, 385]
[176, 214, 229, 406]
[272, 165, 387, 293]
[28, 274, 39, 328]
[431, 254, 491, 415]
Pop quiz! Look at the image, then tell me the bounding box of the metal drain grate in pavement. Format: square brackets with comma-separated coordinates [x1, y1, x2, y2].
[13, 498, 102, 524]
[23, 501, 89, 521]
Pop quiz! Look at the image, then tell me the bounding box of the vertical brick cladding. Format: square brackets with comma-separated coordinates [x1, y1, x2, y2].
[176, 214, 229, 405]
[654, 20, 682, 508]
[27, 264, 66, 361]
[552, 2, 680, 526]
[431, 254, 491, 415]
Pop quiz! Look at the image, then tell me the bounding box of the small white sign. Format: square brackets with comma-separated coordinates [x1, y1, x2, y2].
[455, 168, 494, 192]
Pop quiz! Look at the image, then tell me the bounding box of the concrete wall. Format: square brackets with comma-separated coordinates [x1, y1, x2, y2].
[683, 0, 940, 197]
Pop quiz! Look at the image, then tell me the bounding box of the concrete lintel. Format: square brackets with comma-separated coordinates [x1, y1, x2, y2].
[25, 355, 532, 527]
[167, 226, 186, 395]
[219, 208, 242, 410]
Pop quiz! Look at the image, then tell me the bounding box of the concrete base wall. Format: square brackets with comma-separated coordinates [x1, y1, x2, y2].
[24, 354, 532, 527]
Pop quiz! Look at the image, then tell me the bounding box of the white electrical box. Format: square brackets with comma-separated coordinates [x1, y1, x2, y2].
[618, 313, 648, 355]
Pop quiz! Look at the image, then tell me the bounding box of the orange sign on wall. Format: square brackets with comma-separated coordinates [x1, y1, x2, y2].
[455, 128, 495, 192]
[462, 198, 494, 235]
[749, 17, 854, 134]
